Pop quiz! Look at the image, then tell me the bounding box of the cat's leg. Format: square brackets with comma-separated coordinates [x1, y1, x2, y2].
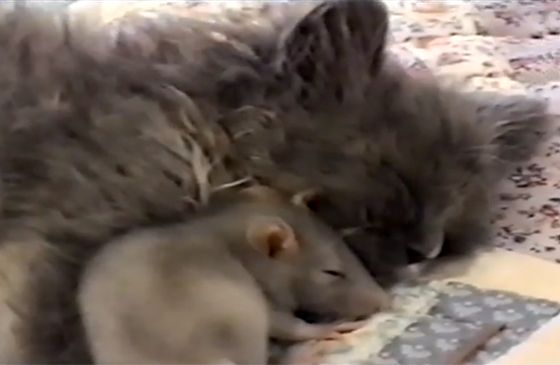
[475, 93, 552, 165]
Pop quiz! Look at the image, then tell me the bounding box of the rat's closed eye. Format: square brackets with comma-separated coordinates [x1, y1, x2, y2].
[322, 270, 346, 279]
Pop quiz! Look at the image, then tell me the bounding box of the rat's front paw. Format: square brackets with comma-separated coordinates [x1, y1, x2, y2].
[302, 320, 368, 340]
[288, 322, 343, 341]
[329, 319, 369, 332]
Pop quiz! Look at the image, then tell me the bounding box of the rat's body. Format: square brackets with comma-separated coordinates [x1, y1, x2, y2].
[0, 2, 550, 362]
[80, 227, 269, 364]
[78, 187, 387, 364]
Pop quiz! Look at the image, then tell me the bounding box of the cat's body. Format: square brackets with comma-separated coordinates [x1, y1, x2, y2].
[0, 1, 550, 362]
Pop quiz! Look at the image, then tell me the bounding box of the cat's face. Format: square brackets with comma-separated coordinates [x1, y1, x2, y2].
[241, 0, 543, 285]
[225, 0, 499, 284]
[298, 163, 468, 284]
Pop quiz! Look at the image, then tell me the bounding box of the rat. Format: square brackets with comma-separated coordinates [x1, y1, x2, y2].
[78, 186, 390, 364]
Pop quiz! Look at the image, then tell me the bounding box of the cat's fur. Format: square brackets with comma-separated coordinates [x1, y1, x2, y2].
[0, 1, 551, 362]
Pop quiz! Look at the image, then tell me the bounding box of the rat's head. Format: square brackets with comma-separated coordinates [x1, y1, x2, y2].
[233, 186, 391, 320]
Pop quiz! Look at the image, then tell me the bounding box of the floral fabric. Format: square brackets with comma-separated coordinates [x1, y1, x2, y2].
[301, 282, 560, 365]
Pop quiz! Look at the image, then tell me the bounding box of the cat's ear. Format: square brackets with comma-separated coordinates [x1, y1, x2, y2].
[274, 0, 389, 109]
[246, 216, 299, 260]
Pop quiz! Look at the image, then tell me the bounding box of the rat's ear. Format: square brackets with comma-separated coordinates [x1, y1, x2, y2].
[246, 216, 299, 260]
[274, 0, 389, 109]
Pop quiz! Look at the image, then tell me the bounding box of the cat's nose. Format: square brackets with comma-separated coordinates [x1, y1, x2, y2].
[408, 229, 444, 260]
[406, 246, 427, 264]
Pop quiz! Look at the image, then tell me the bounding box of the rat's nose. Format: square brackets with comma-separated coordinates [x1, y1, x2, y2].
[375, 290, 393, 311]
[348, 286, 393, 318]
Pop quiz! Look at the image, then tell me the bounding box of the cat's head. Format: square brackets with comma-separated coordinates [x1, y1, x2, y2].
[232, 0, 494, 283]
[256, 0, 551, 284]
[295, 155, 489, 285]
[177, 0, 547, 284]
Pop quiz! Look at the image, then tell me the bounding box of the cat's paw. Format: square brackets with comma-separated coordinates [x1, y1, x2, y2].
[475, 93, 548, 124]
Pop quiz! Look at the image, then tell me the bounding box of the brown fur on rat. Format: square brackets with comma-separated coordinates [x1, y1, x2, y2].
[0, 2, 551, 362]
[78, 186, 387, 364]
